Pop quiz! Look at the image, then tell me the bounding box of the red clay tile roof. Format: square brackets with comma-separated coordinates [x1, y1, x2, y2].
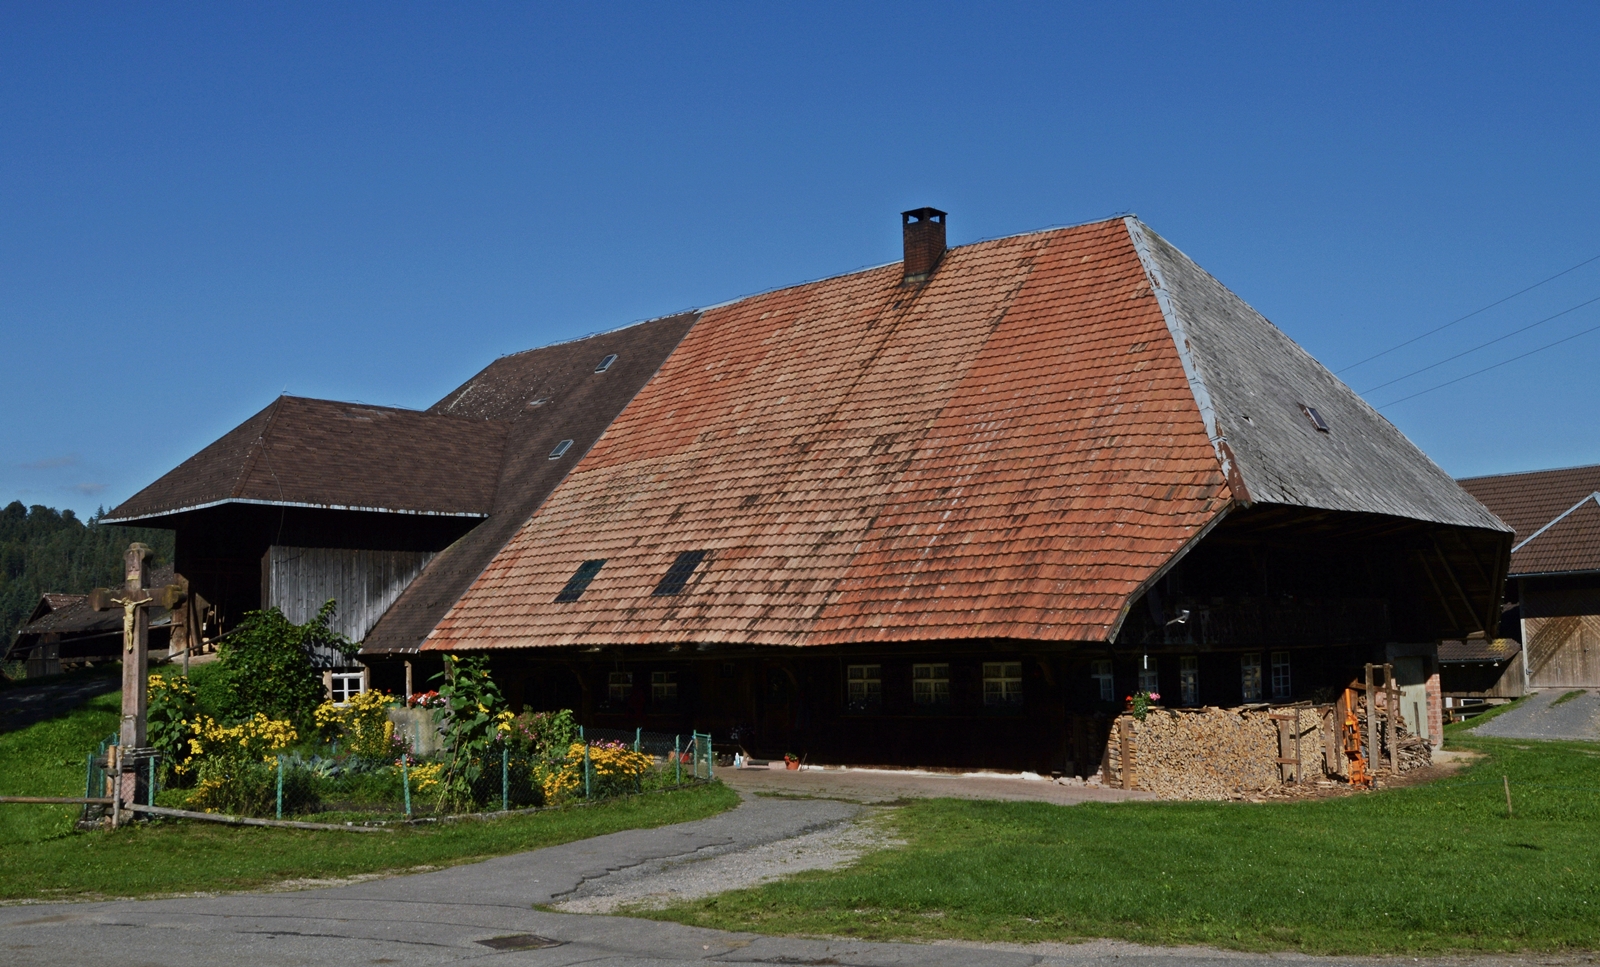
[361, 313, 700, 653]
[105, 397, 508, 524]
[426, 219, 1234, 649]
[1459, 465, 1600, 576]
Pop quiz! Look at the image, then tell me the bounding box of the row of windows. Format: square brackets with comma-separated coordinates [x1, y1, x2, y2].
[608, 671, 678, 703]
[1091, 652, 1291, 704]
[847, 662, 1023, 710]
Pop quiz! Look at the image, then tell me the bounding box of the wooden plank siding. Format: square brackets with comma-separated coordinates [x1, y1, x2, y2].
[1525, 614, 1600, 687]
[264, 546, 435, 665]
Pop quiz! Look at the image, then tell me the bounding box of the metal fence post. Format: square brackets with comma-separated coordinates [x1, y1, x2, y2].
[634, 727, 643, 793]
[147, 754, 156, 807]
[581, 726, 591, 800]
[402, 745, 412, 820]
[83, 752, 94, 801]
[675, 734, 682, 788]
[276, 754, 285, 820]
[502, 746, 509, 813]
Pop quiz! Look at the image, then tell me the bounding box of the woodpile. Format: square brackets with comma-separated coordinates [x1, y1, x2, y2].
[1354, 705, 1433, 774]
[1104, 705, 1317, 800]
[1101, 665, 1433, 800]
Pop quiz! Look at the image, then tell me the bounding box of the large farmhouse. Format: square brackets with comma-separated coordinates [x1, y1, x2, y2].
[107, 211, 1511, 772]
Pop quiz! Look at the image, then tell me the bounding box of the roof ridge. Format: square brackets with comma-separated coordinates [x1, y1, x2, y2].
[1459, 461, 1600, 483]
[1511, 491, 1600, 552]
[233, 397, 283, 501]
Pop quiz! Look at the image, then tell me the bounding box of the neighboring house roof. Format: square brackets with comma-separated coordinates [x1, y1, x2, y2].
[361, 312, 700, 653]
[104, 398, 509, 524]
[1438, 637, 1522, 664]
[5, 568, 176, 661]
[1459, 464, 1600, 576]
[425, 217, 1507, 652]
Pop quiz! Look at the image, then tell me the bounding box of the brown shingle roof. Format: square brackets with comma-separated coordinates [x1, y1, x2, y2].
[105, 398, 508, 524]
[1459, 464, 1600, 576]
[1438, 637, 1521, 663]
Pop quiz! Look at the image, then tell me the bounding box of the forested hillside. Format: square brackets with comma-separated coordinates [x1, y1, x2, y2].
[1, 501, 175, 655]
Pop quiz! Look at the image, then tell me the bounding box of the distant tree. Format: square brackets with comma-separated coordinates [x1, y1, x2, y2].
[0, 500, 176, 655]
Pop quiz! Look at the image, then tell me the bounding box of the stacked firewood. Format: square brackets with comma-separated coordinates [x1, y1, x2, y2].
[1111, 707, 1287, 800]
[1353, 706, 1433, 773]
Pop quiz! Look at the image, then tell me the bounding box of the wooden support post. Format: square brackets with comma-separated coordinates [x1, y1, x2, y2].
[1286, 707, 1299, 781]
[1364, 663, 1377, 774]
[1384, 663, 1398, 774]
[1119, 717, 1133, 790]
[404, 660, 413, 698]
[1323, 705, 1338, 773]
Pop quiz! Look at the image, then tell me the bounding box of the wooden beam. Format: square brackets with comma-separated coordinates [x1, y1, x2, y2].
[127, 803, 393, 833]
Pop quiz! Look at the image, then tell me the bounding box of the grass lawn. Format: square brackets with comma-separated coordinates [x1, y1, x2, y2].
[644, 732, 1600, 955]
[0, 690, 740, 901]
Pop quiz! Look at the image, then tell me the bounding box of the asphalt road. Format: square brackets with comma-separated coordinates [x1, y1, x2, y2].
[1472, 689, 1600, 741]
[1, 791, 1589, 966]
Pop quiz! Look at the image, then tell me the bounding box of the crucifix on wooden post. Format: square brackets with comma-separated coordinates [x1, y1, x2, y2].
[89, 543, 186, 821]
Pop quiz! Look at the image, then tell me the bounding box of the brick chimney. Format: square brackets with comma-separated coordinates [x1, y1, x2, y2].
[901, 207, 947, 284]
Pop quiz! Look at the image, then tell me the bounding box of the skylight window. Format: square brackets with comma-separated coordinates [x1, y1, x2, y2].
[554, 559, 606, 603]
[652, 550, 707, 596]
[1301, 405, 1330, 432]
[595, 354, 618, 373]
[549, 439, 574, 459]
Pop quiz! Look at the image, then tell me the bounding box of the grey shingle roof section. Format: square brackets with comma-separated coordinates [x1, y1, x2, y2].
[1128, 218, 1507, 533]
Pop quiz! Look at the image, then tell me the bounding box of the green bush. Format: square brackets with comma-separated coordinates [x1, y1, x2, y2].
[208, 601, 354, 725]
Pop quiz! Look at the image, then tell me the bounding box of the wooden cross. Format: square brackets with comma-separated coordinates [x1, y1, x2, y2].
[89, 543, 186, 818]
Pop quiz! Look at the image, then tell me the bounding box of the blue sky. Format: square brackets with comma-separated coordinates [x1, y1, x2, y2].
[3, 3, 1598, 515]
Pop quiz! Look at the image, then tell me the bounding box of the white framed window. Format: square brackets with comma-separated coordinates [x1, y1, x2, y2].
[330, 671, 365, 704]
[1138, 656, 1159, 694]
[1091, 660, 1114, 702]
[651, 670, 678, 703]
[1179, 656, 1199, 706]
[1241, 653, 1262, 702]
[912, 663, 950, 706]
[846, 664, 882, 710]
[1271, 651, 1291, 701]
[983, 662, 1023, 707]
[608, 671, 633, 703]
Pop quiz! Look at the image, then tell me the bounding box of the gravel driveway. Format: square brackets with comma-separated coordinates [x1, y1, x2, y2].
[1470, 689, 1600, 741]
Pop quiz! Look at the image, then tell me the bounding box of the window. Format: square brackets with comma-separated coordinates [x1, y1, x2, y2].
[652, 550, 707, 596]
[330, 671, 364, 704]
[1138, 656, 1159, 694]
[912, 663, 950, 706]
[595, 353, 618, 373]
[549, 439, 574, 459]
[608, 671, 633, 703]
[1301, 404, 1330, 432]
[1091, 660, 1114, 701]
[651, 671, 678, 703]
[554, 559, 606, 602]
[1271, 651, 1291, 701]
[1180, 656, 1199, 705]
[983, 662, 1023, 707]
[846, 664, 882, 711]
[1241, 653, 1262, 702]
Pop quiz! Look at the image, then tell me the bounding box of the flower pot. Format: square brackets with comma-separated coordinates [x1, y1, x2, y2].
[785, 760, 800, 770]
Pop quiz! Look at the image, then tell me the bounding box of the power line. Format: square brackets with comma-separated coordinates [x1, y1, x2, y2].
[1337, 251, 1600, 375]
[1378, 318, 1600, 408]
[1360, 293, 1600, 395]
